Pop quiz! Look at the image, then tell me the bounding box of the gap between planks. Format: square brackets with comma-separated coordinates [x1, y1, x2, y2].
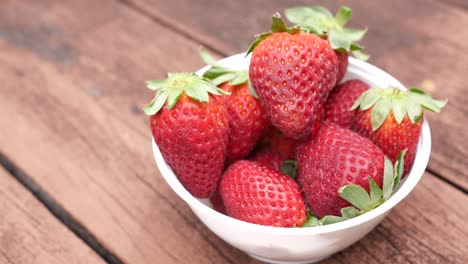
[426, 167, 468, 195]
[0, 152, 124, 264]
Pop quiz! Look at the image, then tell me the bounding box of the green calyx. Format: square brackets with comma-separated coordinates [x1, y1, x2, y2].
[303, 150, 407, 227]
[284, 5, 369, 60]
[351, 87, 447, 131]
[246, 12, 301, 55]
[143, 73, 229, 115]
[201, 49, 259, 98]
[200, 49, 249, 86]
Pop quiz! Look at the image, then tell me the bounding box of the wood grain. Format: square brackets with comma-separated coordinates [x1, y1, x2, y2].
[0, 0, 466, 264]
[127, 0, 468, 191]
[0, 167, 103, 264]
[0, 1, 251, 263]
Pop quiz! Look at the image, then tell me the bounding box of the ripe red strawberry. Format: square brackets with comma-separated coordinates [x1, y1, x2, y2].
[250, 148, 284, 171]
[335, 51, 348, 84]
[201, 50, 271, 164]
[144, 73, 229, 198]
[220, 160, 307, 227]
[324, 79, 369, 128]
[352, 87, 447, 176]
[296, 122, 385, 218]
[285, 6, 369, 83]
[248, 14, 338, 140]
[262, 129, 300, 160]
[210, 186, 226, 214]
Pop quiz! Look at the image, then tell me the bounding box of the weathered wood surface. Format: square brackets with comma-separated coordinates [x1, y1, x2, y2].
[0, 167, 103, 264]
[0, 0, 253, 263]
[0, 0, 466, 263]
[130, 0, 468, 191]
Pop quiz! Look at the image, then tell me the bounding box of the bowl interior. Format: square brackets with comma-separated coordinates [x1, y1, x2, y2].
[152, 53, 431, 235]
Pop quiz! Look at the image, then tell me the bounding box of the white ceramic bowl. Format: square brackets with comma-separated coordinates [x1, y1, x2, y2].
[151, 54, 431, 264]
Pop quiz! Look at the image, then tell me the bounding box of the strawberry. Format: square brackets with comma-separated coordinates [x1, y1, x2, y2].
[210, 186, 226, 214]
[144, 73, 229, 198]
[248, 13, 338, 140]
[285, 6, 369, 83]
[250, 148, 284, 171]
[335, 51, 349, 84]
[200, 50, 271, 164]
[324, 79, 369, 128]
[351, 87, 447, 176]
[220, 160, 307, 227]
[262, 129, 300, 160]
[296, 122, 386, 218]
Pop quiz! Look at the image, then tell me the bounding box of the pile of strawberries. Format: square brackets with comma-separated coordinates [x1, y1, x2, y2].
[144, 6, 446, 227]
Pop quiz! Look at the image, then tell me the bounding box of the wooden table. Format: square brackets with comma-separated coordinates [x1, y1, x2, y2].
[0, 0, 467, 263]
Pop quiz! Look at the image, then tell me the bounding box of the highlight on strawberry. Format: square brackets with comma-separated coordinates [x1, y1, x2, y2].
[351, 87, 447, 176]
[285, 5, 368, 83]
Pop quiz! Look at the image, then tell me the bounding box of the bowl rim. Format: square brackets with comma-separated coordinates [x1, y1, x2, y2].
[151, 54, 431, 235]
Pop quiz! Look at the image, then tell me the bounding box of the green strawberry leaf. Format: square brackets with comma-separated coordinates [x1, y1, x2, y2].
[201, 50, 249, 87]
[144, 92, 168, 115]
[329, 28, 367, 50]
[382, 157, 395, 201]
[285, 6, 334, 36]
[246, 32, 271, 56]
[210, 73, 237, 87]
[351, 88, 381, 111]
[371, 96, 391, 131]
[143, 73, 228, 116]
[355, 87, 446, 128]
[199, 48, 221, 67]
[319, 215, 347, 225]
[302, 213, 320, 227]
[184, 85, 208, 104]
[271, 12, 288, 32]
[335, 6, 352, 26]
[285, 5, 367, 57]
[406, 100, 423, 123]
[280, 160, 297, 179]
[369, 177, 383, 206]
[433, 98, 448, 109]
[247, 13, 299, 55]
[146, 79, 166, 91]
[248, 80, 259, 99]
[393, 149, 407, 193]
[229, 71, 249, 86]
[408, 87, 425, 94]
[338, 184, 372, 211]
[285, 6, 333, 24]
[351, 48, 370, 61]
[392, 97, 406, 123]
[408, 90, 447, 113]
[341, 206, 359, 218]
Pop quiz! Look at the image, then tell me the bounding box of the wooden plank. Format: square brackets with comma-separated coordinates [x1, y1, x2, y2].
[126, 0, 468, 190]
[0, 0, 466, 264]
[0, 1, 253, 263]
[0, 167, 104, 264]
